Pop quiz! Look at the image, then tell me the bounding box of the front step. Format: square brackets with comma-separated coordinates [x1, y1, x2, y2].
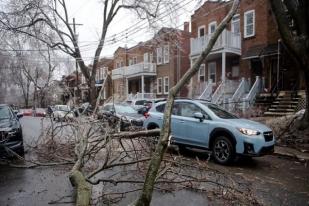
[264, 111, 295, 116]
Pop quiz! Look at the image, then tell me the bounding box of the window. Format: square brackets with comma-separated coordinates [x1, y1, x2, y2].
[144, 53, 149, 63]
[163, 45, 169, 64]
[231, 14, 240, 34]
[244, 10, 255, 38]
[232, 66, 240, 77]
[133, 57, 137, 64]
[116, 62, 120, 68]
[81, 74, 86, 84]
[157, 47, 163, 64]
[120, 61, 124, 67]
[208, 21, 217, 34]
[172, 102, 204, 118]
[129, 59, 133, 65]
[157, 78, 162, 94]
[164, 76, 169, 94]
[149, 52, 153, 63]
[208, 62, 216, 83]
[198, 64, 205, 82]
[198, 26, 205, 37]
[156, 104, 165, 113]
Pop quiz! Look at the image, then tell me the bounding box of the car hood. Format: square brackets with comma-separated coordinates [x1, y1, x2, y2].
[221, 118, 272, 132]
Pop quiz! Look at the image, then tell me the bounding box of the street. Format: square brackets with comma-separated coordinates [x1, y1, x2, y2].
[0, 117, 308, 206]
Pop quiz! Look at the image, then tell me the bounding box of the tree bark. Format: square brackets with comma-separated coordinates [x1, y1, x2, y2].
[133, 1, 240, 205]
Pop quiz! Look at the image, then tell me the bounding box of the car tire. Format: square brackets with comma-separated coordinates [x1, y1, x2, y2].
[16, 146, 25, 157]
[212, 136, 235, 165]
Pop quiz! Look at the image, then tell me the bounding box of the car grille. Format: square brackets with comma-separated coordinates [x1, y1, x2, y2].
[263, 131, 273, 142]
[0, 131, 8, 142]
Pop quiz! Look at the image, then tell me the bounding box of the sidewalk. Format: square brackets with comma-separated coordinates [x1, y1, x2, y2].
[274, 146, 309, 162]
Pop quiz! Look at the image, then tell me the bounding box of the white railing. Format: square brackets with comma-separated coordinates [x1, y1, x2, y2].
[125, 62, 156, 77]
[190, 30, 241, 56]
[231, 78, 246, 102]
[199, 79, 213, 100]
[212, 81, 225, 104]
[112, 62, 156, 79]
[243, 76, 261, 109]
[111, 67, 124, 80]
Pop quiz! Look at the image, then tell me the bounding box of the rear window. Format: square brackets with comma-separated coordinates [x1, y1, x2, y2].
[206, 104, 238, 119]
[156, 104, 165, 113]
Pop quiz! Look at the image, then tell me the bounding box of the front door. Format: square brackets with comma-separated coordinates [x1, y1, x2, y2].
[251, 58, 263, 86]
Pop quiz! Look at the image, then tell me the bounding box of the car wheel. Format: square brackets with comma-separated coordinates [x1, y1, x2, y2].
[212, 136, 235, 165]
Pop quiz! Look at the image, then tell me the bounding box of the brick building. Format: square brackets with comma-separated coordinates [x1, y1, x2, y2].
[189, 0, 302, 108]
[112, 26, 191, 100]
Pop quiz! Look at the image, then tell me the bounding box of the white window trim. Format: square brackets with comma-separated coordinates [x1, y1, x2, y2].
[198, 25, 206, 38]
[208, 21, 217, 35]
[156, 47, 163, 65]
[133, 57, 137, 64]
[198, 64, 205, 82]
[163, 76, 169, 94]
[231, 14, 240, 34]
[163, 44, 169, 64]
[157, 78, 162, 94]
[149, 52, 153, 63]
[208, 62, 216, 83]
[143, 52, 149, 63]
[244, 10, 255, 38]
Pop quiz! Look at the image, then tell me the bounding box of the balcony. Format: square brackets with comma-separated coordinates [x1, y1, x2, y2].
[112, 62, 156, 80]
[190, 30, 241, 57]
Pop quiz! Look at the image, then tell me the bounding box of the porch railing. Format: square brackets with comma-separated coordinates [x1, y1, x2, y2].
[231, 78, 247, 102]
[112, 62, 157, 79]
[199, 79, 213, 100]
[212, 81, 225, 104]
[190, 30, 241, 56]
[243, 76, 261, 109]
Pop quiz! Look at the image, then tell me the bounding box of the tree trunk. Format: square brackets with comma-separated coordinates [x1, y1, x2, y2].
[88, 78, 97, 106]
[133, 1, 240, 205]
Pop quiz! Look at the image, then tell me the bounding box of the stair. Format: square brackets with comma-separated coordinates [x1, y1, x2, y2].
[264, 91, 302, 116]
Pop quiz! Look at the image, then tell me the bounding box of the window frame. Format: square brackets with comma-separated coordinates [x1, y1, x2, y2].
[156, 47, 163, 65]
[163, 76, 169, 94]
[143, 52, 149, 63]
[163, 44, 170, 64]
[157, 77, 162, 94]
[198, 64, 205, 82]
[198, 25, 206, 38]
[244, 10, 255, 38]
[231, 14, 240, 34]
[208, 21, 217, 35]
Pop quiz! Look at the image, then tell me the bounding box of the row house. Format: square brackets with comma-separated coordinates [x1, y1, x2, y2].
[190, 0, 303, 111]
[112, 26, 191, 100]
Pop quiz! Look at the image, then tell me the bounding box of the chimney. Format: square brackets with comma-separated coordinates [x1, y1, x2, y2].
[183, 21, 190, 33]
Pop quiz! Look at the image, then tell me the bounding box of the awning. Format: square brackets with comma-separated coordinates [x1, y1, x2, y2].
[242, 44, 279, 60]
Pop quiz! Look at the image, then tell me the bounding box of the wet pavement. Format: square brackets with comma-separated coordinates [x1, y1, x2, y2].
[0, 117, 308, 205]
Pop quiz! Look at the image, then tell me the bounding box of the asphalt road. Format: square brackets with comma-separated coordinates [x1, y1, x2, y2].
[0, 117, 308, 206]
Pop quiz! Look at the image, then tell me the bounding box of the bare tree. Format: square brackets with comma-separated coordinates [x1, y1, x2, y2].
[134, 1, 240, 205]
[269, 0, 309, 125]
[0, 0, 173, 106]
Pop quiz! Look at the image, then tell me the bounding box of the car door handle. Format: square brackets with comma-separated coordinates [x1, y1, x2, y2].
[158, 117, 163, 120]
[179, 120, 185, 123]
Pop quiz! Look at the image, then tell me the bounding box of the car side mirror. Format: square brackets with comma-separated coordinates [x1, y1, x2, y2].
[17, 113, 23, 119]
[193, 112, 204, 122]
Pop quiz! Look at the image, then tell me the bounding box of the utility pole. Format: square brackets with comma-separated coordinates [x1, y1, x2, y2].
[69, 18, 83, 104]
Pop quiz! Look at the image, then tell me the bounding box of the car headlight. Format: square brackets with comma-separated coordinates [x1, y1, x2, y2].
[238, 128, 260, 136]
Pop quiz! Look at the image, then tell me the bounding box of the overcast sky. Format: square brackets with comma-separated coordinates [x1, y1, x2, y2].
[65, 0, 202, 64]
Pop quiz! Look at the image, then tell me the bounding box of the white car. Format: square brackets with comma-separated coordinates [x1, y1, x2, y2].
[53, 105, 74, 121]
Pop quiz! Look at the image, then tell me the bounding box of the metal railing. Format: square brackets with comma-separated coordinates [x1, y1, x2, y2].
[231, 78, 247, 102]
[199, 79, 213, 100]
[243, 76, 261, 109]
[212, 81, 225, 104]
[112, 62, 156, 79]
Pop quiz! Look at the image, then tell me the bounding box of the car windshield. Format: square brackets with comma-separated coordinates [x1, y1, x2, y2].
[115, 105, 136, 113]
[203, 103, 238, 119]
[0, 106, 12, 119]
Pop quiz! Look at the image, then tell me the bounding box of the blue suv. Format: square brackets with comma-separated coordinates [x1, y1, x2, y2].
[143, 99, 275, 164]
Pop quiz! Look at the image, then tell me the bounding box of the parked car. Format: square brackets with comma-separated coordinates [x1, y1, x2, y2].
[0, 104, 24, 157]
[98, 103, 145, 130]
[52, 105, 74, 121]
[144, 99, 275, 165]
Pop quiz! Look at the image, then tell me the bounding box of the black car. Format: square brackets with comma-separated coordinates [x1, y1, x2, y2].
[0, 104, 24, 157]
[98, 103, 145, 131]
